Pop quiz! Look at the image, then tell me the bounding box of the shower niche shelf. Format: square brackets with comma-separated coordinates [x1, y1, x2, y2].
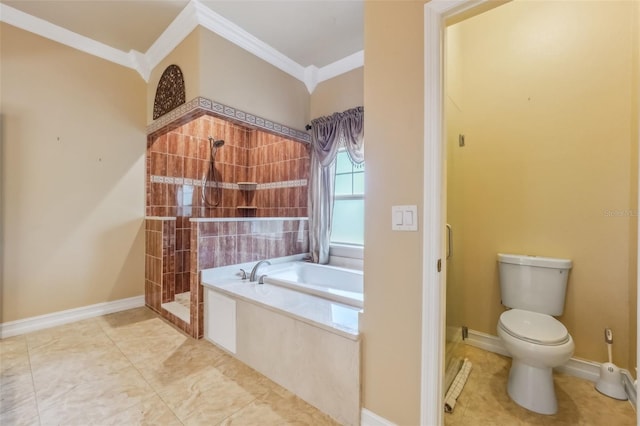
[237, 182, 257, 191]
[237, 181, 257, 211]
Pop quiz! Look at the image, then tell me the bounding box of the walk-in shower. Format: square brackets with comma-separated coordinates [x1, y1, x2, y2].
[202, 137, 225, 207]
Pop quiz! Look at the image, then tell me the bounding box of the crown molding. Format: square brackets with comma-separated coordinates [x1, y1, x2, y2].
[193, 0, 306, 83]
[0, 3, 138, 70]
[0, 0, 364, 92]
[303, 65, 320, 93]
[317, 50, 364, 85]
[142, 0, 200, 80]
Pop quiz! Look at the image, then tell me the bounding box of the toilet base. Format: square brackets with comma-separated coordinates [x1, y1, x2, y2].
[507, 359, 557, 415]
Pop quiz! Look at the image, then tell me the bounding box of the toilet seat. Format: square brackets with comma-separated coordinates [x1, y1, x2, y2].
[499, 309, 569, 346]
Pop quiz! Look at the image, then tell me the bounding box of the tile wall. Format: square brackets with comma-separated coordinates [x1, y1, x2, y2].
[190, 218, 309, 338]
[144, 218, 176, 312]
[175, 217, 191, 294]
[194, 219, 309, 270]
[145, 112, 311, 339]
[146, 113, 309, 219]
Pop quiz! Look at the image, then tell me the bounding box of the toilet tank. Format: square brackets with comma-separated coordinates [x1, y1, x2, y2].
[498, 253, 572, 316]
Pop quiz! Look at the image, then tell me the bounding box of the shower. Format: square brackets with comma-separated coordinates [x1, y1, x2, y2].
[202, 136, 225, 207]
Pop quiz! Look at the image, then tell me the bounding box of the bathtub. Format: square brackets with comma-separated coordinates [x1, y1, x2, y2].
[263, 261, 363, 308]
[200, 256, 362, 337]
[201, 256, 362, 425]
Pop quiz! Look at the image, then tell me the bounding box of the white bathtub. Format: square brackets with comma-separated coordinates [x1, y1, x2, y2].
[264, 261, 363, 308]
[201, 257, 362, 425]
[200, 256, 362, 337]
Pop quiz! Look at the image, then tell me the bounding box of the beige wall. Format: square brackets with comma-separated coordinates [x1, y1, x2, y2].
[362, 1, 424, 424]
[1, 23, 147, 322]
[446, 1, 638, 369]
[310, 67, 364, 119]
[147, 29, 201, 124]
[148, 27, 311, 130]
[199, 28, 310, 130]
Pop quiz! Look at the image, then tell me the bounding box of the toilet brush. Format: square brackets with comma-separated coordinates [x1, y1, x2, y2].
[595, 328, 627, 400]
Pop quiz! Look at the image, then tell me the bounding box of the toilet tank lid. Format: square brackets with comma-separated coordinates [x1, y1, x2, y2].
[498, 253, 572, 269]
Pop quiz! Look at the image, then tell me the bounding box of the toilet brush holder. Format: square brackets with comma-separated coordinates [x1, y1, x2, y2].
[595, 328, 627, 400]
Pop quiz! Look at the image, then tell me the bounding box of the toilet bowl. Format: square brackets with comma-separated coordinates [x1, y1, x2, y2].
[497, 253, 573, 414]
[498, 309, 574, 415]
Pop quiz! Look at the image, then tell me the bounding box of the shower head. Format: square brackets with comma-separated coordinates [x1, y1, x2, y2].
[209, 137, 225, 148]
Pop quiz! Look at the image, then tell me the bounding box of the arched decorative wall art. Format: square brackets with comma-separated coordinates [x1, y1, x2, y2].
[153, 64, 186, 120]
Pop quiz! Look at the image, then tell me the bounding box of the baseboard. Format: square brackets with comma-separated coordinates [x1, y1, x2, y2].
[465, 329, 636, 403]
[0, 295, 145, 339]
[622, 370, 637, 410]
[465, 329, 509, 357]
[556, 357, 600, 382]
[360, 408, 396, 426]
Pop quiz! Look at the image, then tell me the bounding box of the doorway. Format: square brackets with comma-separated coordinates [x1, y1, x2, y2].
[423, 1, 640, 425]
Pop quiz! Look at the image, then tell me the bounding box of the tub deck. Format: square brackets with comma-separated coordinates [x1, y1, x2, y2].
[201, 265, 361, 340]
[200, 257, 362, 425]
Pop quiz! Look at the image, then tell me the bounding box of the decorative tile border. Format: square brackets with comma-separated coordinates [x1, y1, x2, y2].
[150, 175, 307, 190]
[146, 96, 311, 144]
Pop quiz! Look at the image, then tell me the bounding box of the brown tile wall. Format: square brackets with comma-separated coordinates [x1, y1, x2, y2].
[247, 131, 309, 218]
[195, 219, 309, 270]
[144, 219, 163, 313]
[161, 220, 176, 304]
[146, 113, 309, 219]
[144, 217, 191, 336]
[175, 216, 191, 294]
[145, 112, 310, 339]
[188, 218, 309, 339]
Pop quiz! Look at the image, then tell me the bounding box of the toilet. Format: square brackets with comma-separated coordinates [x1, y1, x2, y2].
[496, 253, 574, 415]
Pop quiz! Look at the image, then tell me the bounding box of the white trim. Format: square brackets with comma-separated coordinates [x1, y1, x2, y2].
[423, 2, 495, 425]
[0, 3, 137, 71]
[329, 244, 364, 270]
[422, 3, 447, 426]
[304, 65, 320, 93]
[623, 370, 637, 410]
[330, 244, 364, 260]
[0, 0, 364, 90]
[143, 0, 200, 81]
[557, 358, 601, 383]
[317, 50, 365, 84]
[194, 0, 305, 82]
[464, 329, 510, 356]
[0, 296, 145, 339]
[128, 49, 152, 82]
[360, 408, 397, 426]
[636, 0, 640, 410]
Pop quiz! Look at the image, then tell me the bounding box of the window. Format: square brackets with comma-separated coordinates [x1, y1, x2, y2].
[331, 149, 364, 245]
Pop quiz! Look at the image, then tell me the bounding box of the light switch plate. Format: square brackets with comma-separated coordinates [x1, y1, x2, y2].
[391, 205, 418, 231]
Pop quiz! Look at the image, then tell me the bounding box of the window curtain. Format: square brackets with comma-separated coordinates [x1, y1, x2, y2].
[308, 106, 364, 264]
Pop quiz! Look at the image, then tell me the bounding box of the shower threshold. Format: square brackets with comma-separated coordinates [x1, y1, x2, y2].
[161, 292, 191, 324]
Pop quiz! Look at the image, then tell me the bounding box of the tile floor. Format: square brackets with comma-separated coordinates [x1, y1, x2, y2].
[2, 307, 637, 426]
[445, 345, 637, 425]
[0, 307, 338, 426]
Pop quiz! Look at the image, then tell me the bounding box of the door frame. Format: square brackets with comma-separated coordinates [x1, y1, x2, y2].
[421, 1, 640, 425]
